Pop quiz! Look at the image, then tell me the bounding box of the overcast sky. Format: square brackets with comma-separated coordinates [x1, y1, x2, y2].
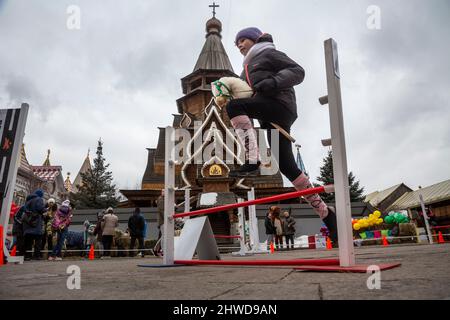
[0, 0, 449, 195]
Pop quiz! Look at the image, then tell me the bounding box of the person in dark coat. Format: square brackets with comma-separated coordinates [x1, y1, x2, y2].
[282, 211, 296, 249]
[226, 27, 338, 243]
[264, 210, 275, 250]
[156, 190, 165, 235]
[154, 190, 165, 256]
[22, 189, 47, 260]
[93, 211, 105, 257]
[12, 195, 34, 257]
[271, 206, 283, 250]
[128, 207, 146, 257]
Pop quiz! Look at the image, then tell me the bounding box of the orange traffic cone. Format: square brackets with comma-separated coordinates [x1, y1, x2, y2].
[382, 235, 389, 246]
[88, 244, 95, 260]
[10, 245, 17, 257]
[438, 231, 445, 244]
[270, 241, 275, 254]
[326, 237, 332, 250]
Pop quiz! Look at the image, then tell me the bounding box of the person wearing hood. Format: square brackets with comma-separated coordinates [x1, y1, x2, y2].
[226, 27, 338, 244]
[22, 189, 47, 260]
[12, 194, 34, 257]
[49, 200, 72, 261]
[83, 219, 96, 257]
[128, 207, 146, 257]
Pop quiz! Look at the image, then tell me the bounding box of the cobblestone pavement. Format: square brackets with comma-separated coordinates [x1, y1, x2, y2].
[1, 243, 449, 300]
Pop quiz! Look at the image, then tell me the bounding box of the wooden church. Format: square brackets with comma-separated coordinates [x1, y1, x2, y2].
[121, 13, 296, 235]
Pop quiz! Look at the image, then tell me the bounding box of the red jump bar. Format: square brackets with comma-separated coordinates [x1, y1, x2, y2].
[431, 225, 450, 230]
[173, 185, 334, 219]
[174, 258, 340, 266]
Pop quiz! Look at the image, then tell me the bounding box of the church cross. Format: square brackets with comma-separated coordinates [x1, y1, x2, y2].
[209, 2, 219, 18]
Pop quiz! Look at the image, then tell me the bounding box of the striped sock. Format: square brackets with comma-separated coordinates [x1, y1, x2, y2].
[230, 115, 259, 164]
[292, 172, 329, 219]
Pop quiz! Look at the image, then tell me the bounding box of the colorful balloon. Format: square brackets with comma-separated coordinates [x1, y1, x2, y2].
[384, 216, 394, 224]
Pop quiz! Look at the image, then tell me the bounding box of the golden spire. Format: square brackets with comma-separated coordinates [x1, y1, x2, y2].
[64, 172, 73, 192]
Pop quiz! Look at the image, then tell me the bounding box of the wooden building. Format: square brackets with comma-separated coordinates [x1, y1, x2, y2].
[13, 146, 67, 205]
[364, 183, 413, 213]
[121, 14, 295, 236]
[387, 179, 450, 224]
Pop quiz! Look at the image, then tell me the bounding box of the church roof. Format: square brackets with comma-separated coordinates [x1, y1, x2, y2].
[31, 166, 62, 182]
[192, 17, 234, 73]
[18, 144, 46, 182]
[142, 148, 157, 183]
[19, 144, 33, 173]
[154, 128, 166, 162]
[73, 151, 92, 190]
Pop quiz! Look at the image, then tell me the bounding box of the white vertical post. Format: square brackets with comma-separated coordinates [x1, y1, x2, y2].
[184, 188, 190, 214]
[247, 187, 262, 252]
[1, 104, 28, 262]
[236, 198, 248, 255]
[323, 39, 355, 267]
[163, 126, 175, 265]
[419, 194, 433, 244]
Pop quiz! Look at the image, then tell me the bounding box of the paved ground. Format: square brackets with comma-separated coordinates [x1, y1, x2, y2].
[1, 243, 449, 300]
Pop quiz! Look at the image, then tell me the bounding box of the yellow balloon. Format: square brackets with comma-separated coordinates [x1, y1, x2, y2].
[374, 211, 381, 217]
[377, 218, 383, 224]
[353, 223, 361, 230]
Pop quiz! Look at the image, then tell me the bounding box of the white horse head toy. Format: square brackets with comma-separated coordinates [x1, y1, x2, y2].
[211, 77, 253, 108]
[210, 77, 296, 143]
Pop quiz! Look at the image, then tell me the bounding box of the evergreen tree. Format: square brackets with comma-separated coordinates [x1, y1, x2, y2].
[70, 139, 119, 209]
[314, 150, 365, 203]
[348, 171, 365, 202]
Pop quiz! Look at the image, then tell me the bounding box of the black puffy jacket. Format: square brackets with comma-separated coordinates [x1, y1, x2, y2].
[240, 34, 305, 120]
[22, 195, 46, 236]
[264, 216, 275, 235]
[128, 213, 145, 237]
